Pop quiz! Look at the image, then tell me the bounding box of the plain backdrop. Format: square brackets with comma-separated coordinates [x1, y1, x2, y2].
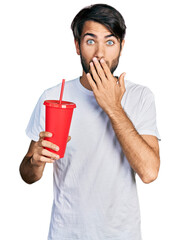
[0, 0, 179, 239]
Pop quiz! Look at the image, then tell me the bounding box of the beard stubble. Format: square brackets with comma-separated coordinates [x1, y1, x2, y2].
[80, 50, 121, 76]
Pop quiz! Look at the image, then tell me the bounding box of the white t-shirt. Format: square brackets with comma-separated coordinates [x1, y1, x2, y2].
[26, 77, 160, 240]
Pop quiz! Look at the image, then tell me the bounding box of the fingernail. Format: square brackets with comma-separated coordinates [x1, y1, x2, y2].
[48, 133, 52, 137]
[100, 58, 105, 63]
[55, 146, 59, 151]
[56, 155, 59, 159]
[93, 57, 97, 61]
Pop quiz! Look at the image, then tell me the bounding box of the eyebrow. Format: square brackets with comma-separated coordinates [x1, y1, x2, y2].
[82, 33, 116, 39]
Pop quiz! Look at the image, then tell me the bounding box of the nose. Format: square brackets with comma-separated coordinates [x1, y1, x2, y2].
[94, 43, 105, 60]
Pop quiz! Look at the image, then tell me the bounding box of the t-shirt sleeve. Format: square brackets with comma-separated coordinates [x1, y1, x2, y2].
[135, 87, 161, 140]
[25, 90, 47, 141]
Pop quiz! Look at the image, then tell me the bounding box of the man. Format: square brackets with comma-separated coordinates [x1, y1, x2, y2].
[20, 4, 160, 240]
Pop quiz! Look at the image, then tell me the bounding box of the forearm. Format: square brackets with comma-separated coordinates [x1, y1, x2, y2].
[19, 155, 46, 184]
[107, 105, 159, 183]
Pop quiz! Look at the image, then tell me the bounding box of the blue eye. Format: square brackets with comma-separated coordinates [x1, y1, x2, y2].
[87, 39, 95, 45]
[107, 40, 114, 46]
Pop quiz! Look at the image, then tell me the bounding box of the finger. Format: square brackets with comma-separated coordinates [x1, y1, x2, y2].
[41, 148, 59, 160]
[38, 155, 56, 164]
[67, 136, 71, 142]
[92, 57, 106, 81]
[39, 139, 59, 152]
[119, 72, 126, 92]
[39, 131, 52, 140]
[90, 61, 102, 88]
[100, 58, 112, 80]
[32, 153, 55, 164]
[86, 72, 98, 92]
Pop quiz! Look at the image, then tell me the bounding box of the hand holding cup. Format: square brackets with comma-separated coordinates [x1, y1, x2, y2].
[31, 131, 71, 165]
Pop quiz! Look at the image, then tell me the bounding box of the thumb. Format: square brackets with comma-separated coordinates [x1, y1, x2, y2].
[67, 136, 71, 142]
[119, 72, 126, 91]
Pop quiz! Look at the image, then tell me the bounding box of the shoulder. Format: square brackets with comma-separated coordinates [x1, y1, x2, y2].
[124, 80, 154, 102]
[42, 77, 79, 100]
[122, 80, 155, 116]
[125, 80, 153, 95]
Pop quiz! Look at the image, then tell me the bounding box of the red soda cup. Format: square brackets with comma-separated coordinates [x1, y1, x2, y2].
[43, 100, 76, 158]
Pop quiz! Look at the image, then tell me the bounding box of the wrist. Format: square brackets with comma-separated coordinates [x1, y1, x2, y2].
[106, 103, 124, 118]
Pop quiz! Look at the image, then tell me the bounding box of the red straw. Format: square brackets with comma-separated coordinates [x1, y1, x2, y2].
[59, 79, 65, 104]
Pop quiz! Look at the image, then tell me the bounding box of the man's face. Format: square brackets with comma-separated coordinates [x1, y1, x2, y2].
[75, 21, 124, 75]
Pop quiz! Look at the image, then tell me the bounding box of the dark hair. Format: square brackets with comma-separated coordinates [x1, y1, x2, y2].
[71, 4, 126, 49]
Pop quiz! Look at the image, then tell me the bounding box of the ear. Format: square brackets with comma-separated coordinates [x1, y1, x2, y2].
[120, 39, 125, 56]
[74, 39, 80, 55]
